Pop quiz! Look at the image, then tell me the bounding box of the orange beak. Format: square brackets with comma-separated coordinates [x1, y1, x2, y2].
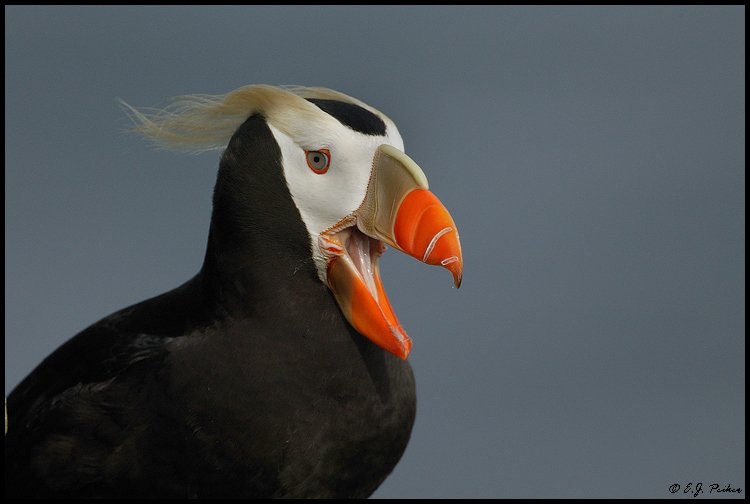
[322, 145, 463, 359]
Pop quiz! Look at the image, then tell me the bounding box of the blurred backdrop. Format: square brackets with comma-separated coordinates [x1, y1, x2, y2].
[5, 6, 745, 498]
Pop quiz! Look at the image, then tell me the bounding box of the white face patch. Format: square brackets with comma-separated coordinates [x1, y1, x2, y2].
[269, 114, 405, 285]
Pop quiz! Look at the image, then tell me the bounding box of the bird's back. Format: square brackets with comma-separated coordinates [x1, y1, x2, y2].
[5, 275, 416, 498]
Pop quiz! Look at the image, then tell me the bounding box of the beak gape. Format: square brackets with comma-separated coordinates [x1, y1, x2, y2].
[323, 145, 463, 359]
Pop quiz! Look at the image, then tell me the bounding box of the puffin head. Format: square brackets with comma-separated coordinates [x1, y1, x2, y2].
[121, 85, 462, 360]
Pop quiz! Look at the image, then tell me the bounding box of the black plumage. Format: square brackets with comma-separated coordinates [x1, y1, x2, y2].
[5, 112, 416, 498]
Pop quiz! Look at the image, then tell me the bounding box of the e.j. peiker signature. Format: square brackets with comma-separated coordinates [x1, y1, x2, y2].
[669, 482, 742, 496]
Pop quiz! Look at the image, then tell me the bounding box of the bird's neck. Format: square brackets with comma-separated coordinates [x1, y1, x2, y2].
[196, 219, 327, 322]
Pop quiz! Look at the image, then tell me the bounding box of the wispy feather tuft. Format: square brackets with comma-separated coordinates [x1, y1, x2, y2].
[118, 85, 389, 154]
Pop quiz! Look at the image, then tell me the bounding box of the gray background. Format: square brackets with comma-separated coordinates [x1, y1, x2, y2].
[5, 6, 745, 498]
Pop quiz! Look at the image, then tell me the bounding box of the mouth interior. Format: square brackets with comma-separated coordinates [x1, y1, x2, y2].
[340, 225, 383, 302]
[322, 218, 412, 359]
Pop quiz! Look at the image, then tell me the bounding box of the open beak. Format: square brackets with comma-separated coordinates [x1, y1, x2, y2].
[321, 144, 463, 359]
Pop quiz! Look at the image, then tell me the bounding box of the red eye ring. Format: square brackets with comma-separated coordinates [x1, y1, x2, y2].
[306, 149, 330, 174]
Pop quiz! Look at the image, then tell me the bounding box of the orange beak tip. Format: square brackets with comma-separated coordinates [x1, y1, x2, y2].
[446, 260, 463, 289]
[454, 266, 463, 289]
[439, 253, 463, 289]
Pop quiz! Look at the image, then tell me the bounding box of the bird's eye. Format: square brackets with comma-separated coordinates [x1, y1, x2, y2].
[306, 149, 330, 174]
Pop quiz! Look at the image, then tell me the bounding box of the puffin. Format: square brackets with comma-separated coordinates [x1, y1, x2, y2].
[5, 85, 462, 498]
